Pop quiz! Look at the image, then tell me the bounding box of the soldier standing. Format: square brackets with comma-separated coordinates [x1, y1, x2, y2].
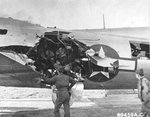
[136, 68, 150, 117]
[42, 66, 76, 117]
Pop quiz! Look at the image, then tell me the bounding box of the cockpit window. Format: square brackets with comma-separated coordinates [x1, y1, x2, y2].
[130, 41, 150, 59]
[0, 29, 8, 35]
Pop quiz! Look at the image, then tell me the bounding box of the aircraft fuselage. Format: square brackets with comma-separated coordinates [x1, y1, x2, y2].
[0, 19, 150, 89]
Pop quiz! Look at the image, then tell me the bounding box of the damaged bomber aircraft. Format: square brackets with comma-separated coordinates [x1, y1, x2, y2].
[0, 18, 150, 89]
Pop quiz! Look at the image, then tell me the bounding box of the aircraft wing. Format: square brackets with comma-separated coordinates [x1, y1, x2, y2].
[68, 31, 101, 47]
[0, 17, 71, 47]
[75, 27, 150, 43]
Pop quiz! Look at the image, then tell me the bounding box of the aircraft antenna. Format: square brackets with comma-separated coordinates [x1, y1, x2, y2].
[102, 14, 106, 29]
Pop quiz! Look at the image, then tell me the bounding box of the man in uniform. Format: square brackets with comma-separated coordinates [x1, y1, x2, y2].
[42, 66, 76, 117]
[136, 68, 150, 117]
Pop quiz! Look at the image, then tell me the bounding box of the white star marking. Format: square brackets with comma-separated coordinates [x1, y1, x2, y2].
[98, 46, 105, 58]
[90, 71, 110, 79]
[101, 71, 110, 79]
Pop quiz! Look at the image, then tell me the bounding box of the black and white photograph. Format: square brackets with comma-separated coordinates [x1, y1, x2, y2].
[0, 0, 149, 117]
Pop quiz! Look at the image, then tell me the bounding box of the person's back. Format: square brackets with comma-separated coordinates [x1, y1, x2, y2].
[54, 74, 71, 90]
[42, 67, 76, 117]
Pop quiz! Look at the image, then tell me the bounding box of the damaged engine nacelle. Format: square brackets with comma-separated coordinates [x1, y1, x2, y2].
[26, 31, 120, 83]
[0, 30, 119, 83]
[27, 31, 91, 81]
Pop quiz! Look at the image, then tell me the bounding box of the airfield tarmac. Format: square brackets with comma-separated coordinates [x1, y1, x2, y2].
[0, 87, 142, 117]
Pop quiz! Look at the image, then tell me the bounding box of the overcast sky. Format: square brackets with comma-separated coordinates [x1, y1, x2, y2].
[0, 0, 149, 29]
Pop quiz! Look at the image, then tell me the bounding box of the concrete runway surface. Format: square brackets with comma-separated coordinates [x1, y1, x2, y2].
[0, 88, 142, 117]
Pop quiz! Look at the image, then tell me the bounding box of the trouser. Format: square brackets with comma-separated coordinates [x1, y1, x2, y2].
[141, 101, 150, 117]
[54, 90, 70, 117]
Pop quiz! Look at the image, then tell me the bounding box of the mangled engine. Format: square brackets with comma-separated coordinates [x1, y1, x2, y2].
[0, 30, 119, 84]
[27, 31, 90, 81]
